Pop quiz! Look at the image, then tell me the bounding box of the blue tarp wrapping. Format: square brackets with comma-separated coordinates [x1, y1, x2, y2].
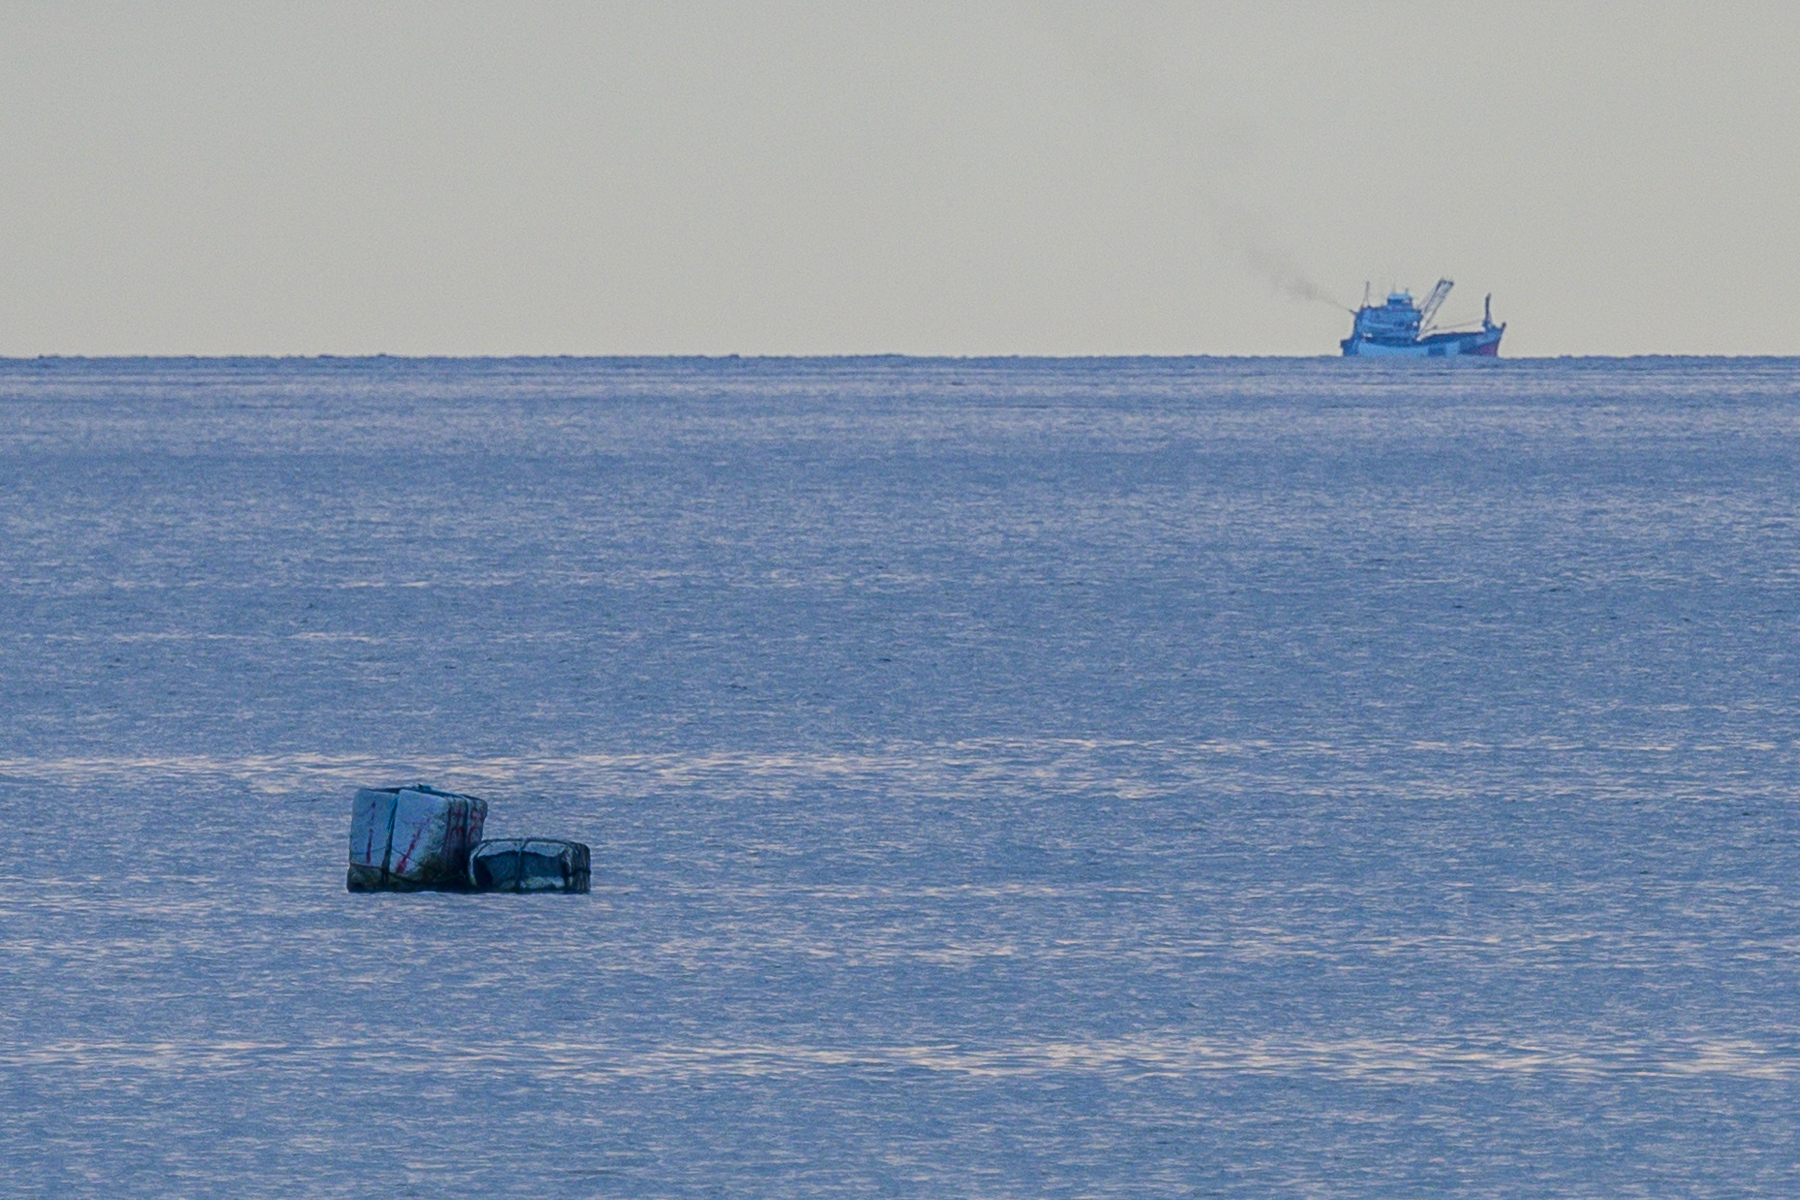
[468, 838, 591, 894]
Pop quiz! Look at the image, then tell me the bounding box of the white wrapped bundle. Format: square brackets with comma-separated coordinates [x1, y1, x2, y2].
[347, 785, 488, 892]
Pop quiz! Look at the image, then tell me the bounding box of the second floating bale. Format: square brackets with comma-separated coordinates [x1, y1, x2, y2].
[468, 838, 591, 894]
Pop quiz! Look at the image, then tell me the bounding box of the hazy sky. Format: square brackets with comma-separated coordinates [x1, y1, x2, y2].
[2, 2, 1795, 356]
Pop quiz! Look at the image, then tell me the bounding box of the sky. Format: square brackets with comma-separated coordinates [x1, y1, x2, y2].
[1, 2, 1796, 357]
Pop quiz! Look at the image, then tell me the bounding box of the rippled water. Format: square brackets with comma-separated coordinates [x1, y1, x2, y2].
[3, 356, 1799, 1196]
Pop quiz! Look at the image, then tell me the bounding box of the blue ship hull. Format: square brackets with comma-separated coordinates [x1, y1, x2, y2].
[1341, 325, 1504, 357]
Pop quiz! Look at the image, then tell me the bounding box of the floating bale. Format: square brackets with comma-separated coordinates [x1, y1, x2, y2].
[347, 785, 488, 892]
[468, 838, 591, 894]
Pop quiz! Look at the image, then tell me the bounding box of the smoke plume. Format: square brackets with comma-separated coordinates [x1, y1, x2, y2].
[1243, 243, 1349, 311]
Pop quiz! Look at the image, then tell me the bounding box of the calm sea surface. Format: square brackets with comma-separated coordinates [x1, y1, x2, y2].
[2, 356, 1798, 1197]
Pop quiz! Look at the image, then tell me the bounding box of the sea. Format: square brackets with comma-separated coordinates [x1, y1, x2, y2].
[2, 355, 1797, 1197]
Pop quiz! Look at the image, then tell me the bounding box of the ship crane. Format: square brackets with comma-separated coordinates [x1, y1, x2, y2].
[1416, 278, 1454, 335]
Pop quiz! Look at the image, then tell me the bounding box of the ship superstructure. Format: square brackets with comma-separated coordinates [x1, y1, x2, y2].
[1341, 279, 1503, 357]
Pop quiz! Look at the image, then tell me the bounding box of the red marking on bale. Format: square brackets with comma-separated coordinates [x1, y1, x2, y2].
[394, 824, 427, 873]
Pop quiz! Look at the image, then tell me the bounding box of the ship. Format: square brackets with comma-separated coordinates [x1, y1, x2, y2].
[1340, 279, 1504, 357]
